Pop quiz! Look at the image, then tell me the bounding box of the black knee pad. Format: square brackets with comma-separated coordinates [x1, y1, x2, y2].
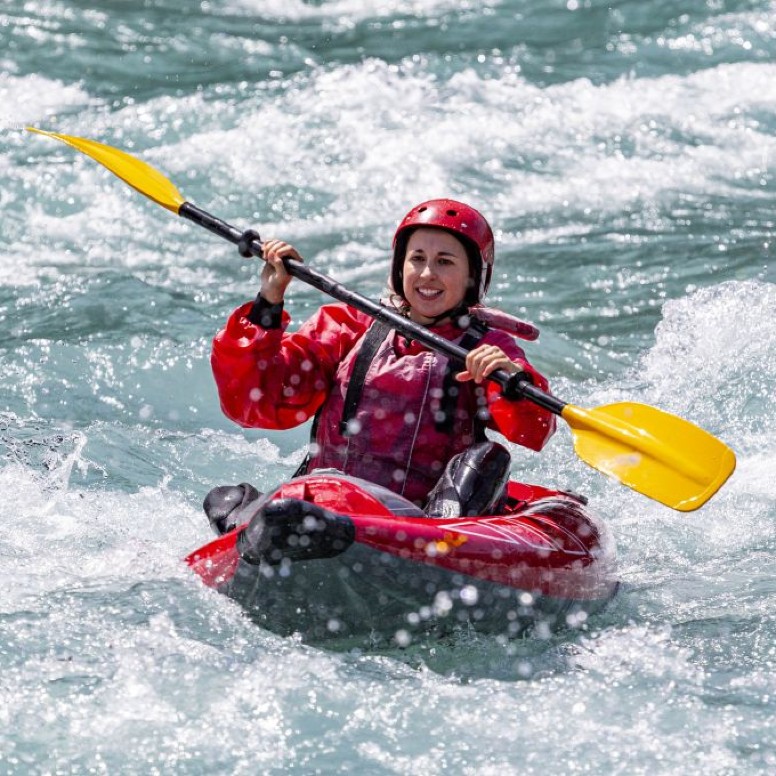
[425, 442, 511, 518]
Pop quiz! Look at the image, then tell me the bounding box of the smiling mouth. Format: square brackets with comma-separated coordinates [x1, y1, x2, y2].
[415, 287, 444, 300]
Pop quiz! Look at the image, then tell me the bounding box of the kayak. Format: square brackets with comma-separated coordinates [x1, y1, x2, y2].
[186, 472, 618, 646]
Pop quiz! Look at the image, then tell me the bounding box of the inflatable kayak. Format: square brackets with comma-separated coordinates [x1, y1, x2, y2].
[186, 472, 618, 646]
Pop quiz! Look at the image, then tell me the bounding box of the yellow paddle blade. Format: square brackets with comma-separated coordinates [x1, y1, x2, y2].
[26, 127, 185, 214]
[562, 402, 736, 511]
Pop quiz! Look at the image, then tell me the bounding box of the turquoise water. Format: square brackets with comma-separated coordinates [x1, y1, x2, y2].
[2, 0, 775, 772]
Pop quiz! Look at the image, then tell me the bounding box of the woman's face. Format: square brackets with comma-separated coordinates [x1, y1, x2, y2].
[402, 228, 470, 324]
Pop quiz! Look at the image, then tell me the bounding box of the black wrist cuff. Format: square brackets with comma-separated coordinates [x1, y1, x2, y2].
[247, 294, 284, 329]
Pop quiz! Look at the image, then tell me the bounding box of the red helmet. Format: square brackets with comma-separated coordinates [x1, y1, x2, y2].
[391, 199, 495, 304]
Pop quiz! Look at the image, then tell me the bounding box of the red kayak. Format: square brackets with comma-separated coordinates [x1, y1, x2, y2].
[186, 472, 618, 645]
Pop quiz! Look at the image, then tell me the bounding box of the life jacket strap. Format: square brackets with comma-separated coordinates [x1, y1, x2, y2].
[292, 318, 391, 477]
[339, 319, 392, 437]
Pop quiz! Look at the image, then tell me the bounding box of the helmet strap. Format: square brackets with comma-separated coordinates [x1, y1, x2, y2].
[423, 303, 471, 329]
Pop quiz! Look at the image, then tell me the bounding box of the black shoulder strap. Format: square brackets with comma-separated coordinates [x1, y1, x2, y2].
[293, 319, 391, 477]
[435, 317, 489, 436]
[339, 320, 391, 437]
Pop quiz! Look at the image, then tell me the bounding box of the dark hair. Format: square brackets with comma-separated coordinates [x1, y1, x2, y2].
[392, 227, 482, 307]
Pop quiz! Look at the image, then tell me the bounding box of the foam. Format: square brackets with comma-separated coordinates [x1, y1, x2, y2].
[643, 280, 776, 444]
[12, 58, 776, 284]
[219, 0, 489, 22]
[0, 72, 91, 129]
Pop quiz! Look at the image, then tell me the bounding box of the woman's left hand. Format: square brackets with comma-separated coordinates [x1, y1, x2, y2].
[456, 344, 522, 384]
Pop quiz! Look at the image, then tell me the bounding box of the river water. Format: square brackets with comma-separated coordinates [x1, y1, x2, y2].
[1, 1, 775, 773]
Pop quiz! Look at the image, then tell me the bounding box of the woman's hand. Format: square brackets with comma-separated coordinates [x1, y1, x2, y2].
[456, 343, 522, 384]
[260, 239, 304, 304]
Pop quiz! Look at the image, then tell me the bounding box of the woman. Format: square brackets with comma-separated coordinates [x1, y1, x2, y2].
[207, 199, 555, 531]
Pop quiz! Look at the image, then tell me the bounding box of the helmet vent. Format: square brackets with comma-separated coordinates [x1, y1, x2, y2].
[446, 209, 457, 216]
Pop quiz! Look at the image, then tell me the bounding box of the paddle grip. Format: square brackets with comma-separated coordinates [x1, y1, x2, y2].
[498, 372, 567, 415]
[237, 228, 262, 258]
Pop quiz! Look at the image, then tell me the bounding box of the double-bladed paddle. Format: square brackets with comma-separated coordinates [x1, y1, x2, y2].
[27, 127, 736, 511]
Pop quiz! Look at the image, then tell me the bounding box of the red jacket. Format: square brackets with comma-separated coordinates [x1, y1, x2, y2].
[212, 302, 556, 504]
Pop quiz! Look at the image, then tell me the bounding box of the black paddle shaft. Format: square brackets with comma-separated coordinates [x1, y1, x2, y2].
[180, 202, 567, 416]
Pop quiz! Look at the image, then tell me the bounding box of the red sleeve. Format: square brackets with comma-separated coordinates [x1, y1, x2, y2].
[211, 302, 370, 430]
[481, 330, 557, 452]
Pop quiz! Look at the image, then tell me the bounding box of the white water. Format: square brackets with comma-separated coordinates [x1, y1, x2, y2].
[2, 0, 775, 772]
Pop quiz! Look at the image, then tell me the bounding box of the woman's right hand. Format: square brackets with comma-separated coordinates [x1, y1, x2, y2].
[260, 239, 304, 304]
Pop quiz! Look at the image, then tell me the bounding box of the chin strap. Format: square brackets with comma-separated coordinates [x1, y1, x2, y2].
[425, 304, 471, 329]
